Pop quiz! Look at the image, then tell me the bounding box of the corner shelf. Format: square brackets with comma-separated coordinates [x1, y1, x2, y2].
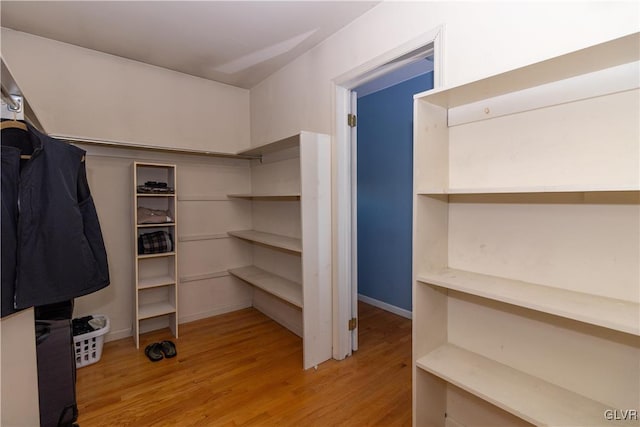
[227, 132, 332, 370]
[228, 266, 302, 308]
[227, 229, 302, 254]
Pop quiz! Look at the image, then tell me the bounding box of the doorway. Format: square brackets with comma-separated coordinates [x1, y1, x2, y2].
[354, 65, 434, 318]
[333, 27, 443, 359]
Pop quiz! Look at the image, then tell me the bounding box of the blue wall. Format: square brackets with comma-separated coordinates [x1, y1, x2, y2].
[357, 72, 433, 312]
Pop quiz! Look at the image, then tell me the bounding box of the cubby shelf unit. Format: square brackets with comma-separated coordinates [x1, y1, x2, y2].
[133, 162, 179, 349]
[412, 33, 640, 427]
[227, 131, 332, 370]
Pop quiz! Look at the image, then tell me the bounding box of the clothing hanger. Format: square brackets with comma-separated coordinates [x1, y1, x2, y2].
[1, 117, 85, 162]
[1, 115, 31, 159]
[1, 118, 28, 131]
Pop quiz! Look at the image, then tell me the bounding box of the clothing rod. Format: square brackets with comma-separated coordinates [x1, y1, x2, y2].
[0, 84, 20, 110]
[50, 134, 260, 160]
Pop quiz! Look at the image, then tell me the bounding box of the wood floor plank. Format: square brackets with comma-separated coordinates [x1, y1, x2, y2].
[76, 302, 411, 426]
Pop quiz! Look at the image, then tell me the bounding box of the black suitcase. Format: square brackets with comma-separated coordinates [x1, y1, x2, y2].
[35, 316, 79, 427]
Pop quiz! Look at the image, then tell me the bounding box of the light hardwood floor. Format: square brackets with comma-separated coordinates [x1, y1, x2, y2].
[76, 302, 412, 426]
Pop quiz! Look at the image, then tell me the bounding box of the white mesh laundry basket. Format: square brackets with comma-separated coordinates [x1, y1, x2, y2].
[73, 315, 110, 368]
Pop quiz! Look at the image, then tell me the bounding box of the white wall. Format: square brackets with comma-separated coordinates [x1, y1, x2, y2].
[1, 27, 258, 343]
[1, 28, 250, 153]
[249, 1, 640, 145]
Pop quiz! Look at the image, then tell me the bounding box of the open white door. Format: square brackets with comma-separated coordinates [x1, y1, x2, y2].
[349, 89, 359, 351]
[333, 26, 443, 361]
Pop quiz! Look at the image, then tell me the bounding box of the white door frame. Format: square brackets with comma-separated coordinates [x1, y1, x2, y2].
[332, 26, 445, 360]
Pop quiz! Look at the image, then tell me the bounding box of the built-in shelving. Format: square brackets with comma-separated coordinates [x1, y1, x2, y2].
[227, 132, 332, 370]
[412, 33, 640, 427]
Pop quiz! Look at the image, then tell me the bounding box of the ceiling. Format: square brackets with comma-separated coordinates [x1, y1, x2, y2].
[0, 1, 379, 89]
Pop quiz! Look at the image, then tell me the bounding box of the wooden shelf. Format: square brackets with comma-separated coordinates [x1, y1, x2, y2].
[227, 230, 302, 254]
[136, 193, 175, 197]
[418, 268, 639, 336]
[137, 252, 176, 259]
[416, 344, 630, 427]
[137, 276, 175, 290]
[227, 193, 301, 201]
[418, 185, 640, 195]
[229, 266, 302, 308]
[178, 195, 228, 201]
[415, 33, 639, 109]
[179, 233, 228, 242]
[138, 301, 176, 320]
[236, 134, 300, 157]
[137, 222, 175, 228]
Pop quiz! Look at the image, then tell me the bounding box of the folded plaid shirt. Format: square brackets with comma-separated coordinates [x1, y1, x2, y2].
[138, 231, 173, 254]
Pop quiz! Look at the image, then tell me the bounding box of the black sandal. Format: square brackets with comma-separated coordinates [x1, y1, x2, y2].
[145, 342, 164, 362]
[159, 340, 177, 358]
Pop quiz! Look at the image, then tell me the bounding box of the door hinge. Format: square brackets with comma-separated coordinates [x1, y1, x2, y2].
[347, 113, 357, 128]
[348, 317, 358, 331]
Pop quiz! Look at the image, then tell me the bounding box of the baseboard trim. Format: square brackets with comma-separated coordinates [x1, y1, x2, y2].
[357, 294, 412, 319]
[104, 327, 132, 343]
[179, 301, 253, 325]
[103, 301, 253, 343]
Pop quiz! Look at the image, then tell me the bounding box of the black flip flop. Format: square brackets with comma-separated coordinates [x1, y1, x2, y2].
[159, 340, 177, 358]
[145, 342, 164, 362]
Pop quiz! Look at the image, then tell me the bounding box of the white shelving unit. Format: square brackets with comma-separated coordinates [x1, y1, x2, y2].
[412, 33, 640, 427]
[133, 162, 179, 349]
[227, 131, 332, 370]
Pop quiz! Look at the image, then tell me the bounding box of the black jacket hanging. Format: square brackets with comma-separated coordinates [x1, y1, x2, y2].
[1, 122, 110, 317]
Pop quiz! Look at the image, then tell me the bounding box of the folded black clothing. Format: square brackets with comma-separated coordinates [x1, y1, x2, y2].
[72, 315, 95, 336]
[144, 181, 168, 188]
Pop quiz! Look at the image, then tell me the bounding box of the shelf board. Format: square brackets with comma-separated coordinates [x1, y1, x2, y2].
[415, 33, 640, 109]
[138, 276, 176, 290]
[178, 195, 228, 202]
[236, 134, 300, 157]
[418, 185, 640, 195]
[227, 193, 301, 201]
[416, 343, 629, 426]
[138, 301, 176, 320]
[136, 193, 175, 197]
[227, 230, 302, 254]
[418, 268, 640, 336]
[179, 233, 228, 242]
[137, 222, 175, 228]
[229, 266, 302, 308]
[180, 270, 229, 283]
[137, 252, 176, 259]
